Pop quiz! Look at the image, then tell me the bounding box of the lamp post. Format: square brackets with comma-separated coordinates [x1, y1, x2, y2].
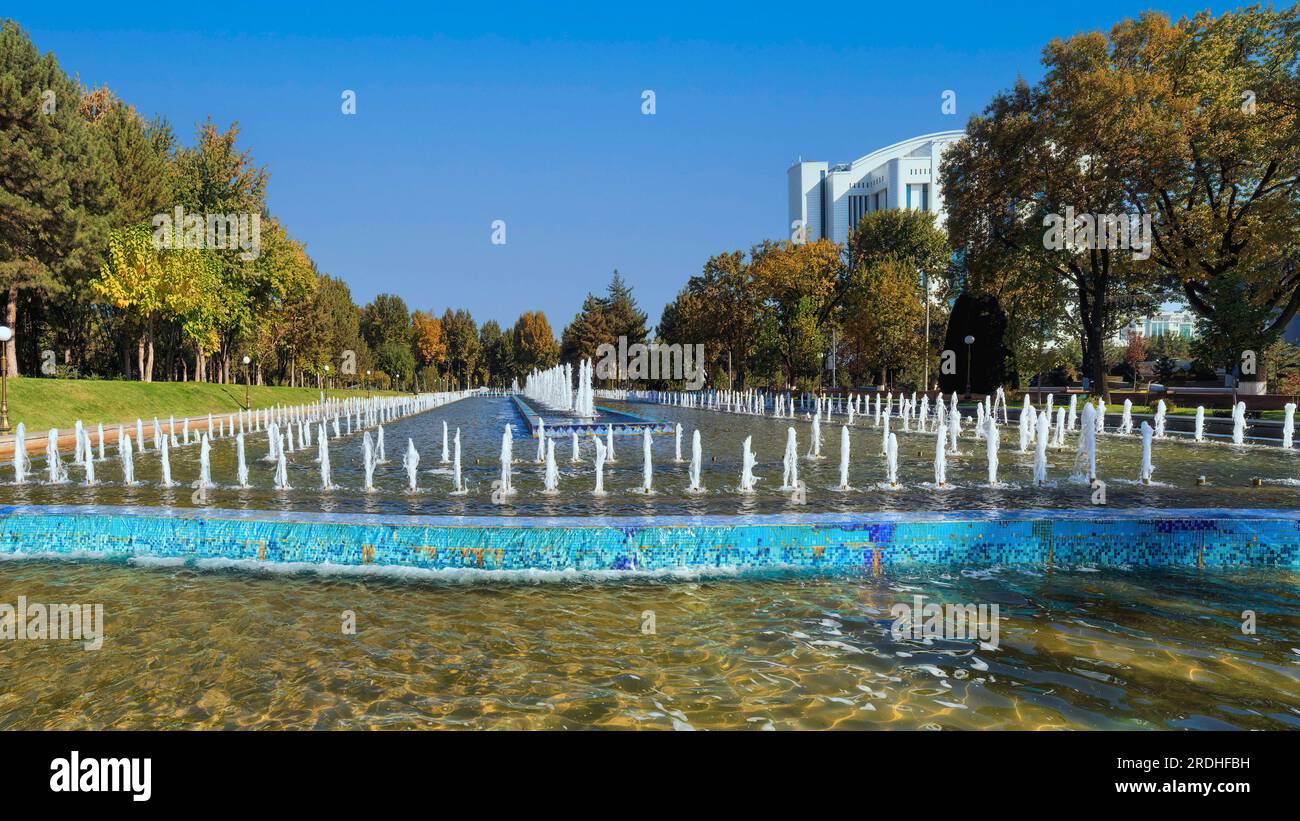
[324, 364, 330, 391]
[0, 325, 12, 435]
[242, 355, 251, 410]
[963, 335, 975, 399]
[366, 370, 371, 398]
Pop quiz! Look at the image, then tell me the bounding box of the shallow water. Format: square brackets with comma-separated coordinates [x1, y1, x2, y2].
[2, 560, 1298, 729]
[3, 396, 1299, 516]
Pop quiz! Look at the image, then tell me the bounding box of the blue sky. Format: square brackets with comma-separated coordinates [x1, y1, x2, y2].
[10, 1, 1216, 331]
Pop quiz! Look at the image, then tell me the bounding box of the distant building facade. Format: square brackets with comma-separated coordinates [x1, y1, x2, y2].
[787, 130, 965, 245]
[1114, 308, 1198, 344]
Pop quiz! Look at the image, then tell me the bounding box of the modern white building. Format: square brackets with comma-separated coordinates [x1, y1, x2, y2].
[787, 130, 966, 245]
[1113, 308, 1199, 344]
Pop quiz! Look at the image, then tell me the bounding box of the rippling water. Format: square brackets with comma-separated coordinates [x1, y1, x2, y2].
[2, 560, 1298, 729]
[4, 396, 1300, 516]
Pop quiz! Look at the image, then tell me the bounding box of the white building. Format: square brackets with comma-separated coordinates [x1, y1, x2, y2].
[787, 130, 966, 245]
[1113, 308, 1198, 344]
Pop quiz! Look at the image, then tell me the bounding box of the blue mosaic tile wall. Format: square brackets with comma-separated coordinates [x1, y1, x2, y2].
[1, 505, 1298, 572]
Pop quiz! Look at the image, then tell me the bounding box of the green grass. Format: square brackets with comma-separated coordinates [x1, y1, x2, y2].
[2, 378, 399, 434]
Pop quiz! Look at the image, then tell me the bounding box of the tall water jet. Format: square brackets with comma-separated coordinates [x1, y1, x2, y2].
[403, 438, 419, 492]
[1033, 411, 1049, 486]
[1284, 403, 1296, 449]
[1074, 403, 1098, 481]
[274, 438, 291, 490]
[688, 430, 703, 493]
[236, 433, 249, 487]
[198, 434, 213, 489]
[81, 430, 96, 486]
[738, 436, 757, 492]
[136, 419, 146, 453]
[985, 415, 999, 486]
[318, 430, 335, 490]
[886, 432, 899, 487]
[441, 420, 450, 463]
[948, 410, 960, 454]
[120, 434, 135, 485]
[640, 429, 653, 493]
[1054, 407, 1066, 448]
[781, 427, 799, 490]
[362, 432, 375, 492]
[934, 422, 948, 488]
[1139, 421, 1154, 484]
[499, 426, 514, 495]
[1121, 399, 1133, 435]
[1195, 406, 1205, 443]
[592, 438, 607, 495]
[1067, 395, 1078, 431]
[1154, 400, 1167, 439]
[674, 423, 683, 462]
[605, 424, 616, 463]
[571, 431, 580, 463]
[13, 422, 29, 484]
[535, 419, 545, 463]
[452, 428, 464, 493]
[46, 429, 65, 483]
[376, 425, 387, 463]
[838, 425, 851, 490]
[1232, 401, 1247, 445]
[73, 420, 85, 465]
[159, 434, 173, 487]
[97, 423, 105, 461]
[544, 439, 559, 493]
[808, 411, 822, 458]
[1095, 398, 1105, 434]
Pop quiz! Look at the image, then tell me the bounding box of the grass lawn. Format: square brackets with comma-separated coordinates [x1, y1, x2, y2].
[2, 378, 399, 434]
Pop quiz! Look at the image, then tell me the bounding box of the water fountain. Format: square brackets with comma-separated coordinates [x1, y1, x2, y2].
[544, 439, 559, 494]
[592, 438, 607, 495]
[73, 420, 84, 465]
[739, 436, 757, 492]
[159, 434, 173, 487]
[318, 430, 336, 489]
[688, 430, 703, 493]
[81, 430, 96, 486]
[1033, 411, 1049, 485]
[376, 426, 387, 463]
[362, 432, 375, 492]
[1067, 395, 1077, 431]
[838, 425, 850, 490]
[605, 424, 616, 463]
[640, 429, 653, 493]
[1284, 403, 1296, 449]
[401, 438, 418, 492]
[934, 422, 948, 488]
[1195, 406, 1205, 442]
[808, 411, 822, 458]
[885, 432, 899, 487]
[442, 421, 450, 463]
[499, 426, 514, 496]
[1154, 399, 1167, 439]
[1121, 399, 1133, 435]
[1232, 401, 1247, 445]
[781, 427, 798, 490]
[1074, 403, 1098, 481]
[1139, 421, 1154, 484]
[12, 422, 28, 484]
[570, 431, 580, 463]
[674, 423, 683, 462]
[948, 410, 960, 454]
[984, 415, 999, 486]
[97, 423, 105, 461]
[46, 429, 65, 484]
[120, 434, 135, 485]
[535, 419, 546, 463]
[135, 419, 145, 454]
[274, 439, 291, 490]
[452, 428, 465, 494]
[236, 433, 250, 487]
[198, 434, 214, 490]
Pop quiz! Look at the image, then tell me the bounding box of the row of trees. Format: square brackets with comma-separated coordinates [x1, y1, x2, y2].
[0, 20, 569, 391]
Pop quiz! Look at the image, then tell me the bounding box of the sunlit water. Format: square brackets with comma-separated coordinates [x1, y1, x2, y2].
[4, 396, 1300, 730]
[1, 560, 1298, 729]
[3, 396, 1299, 516]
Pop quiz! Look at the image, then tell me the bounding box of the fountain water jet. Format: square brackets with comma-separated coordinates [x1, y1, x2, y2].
[838, 425, 850, 490]
[1232, 401, 1247, 445]
[403, 438, 419, 492]
[120, 434, 135, 485]
[781, 428, 798, 490]
[688, 430, 704, 493]
[159, 434, 173, 487]
[198, 434, 214, 489]
[235, 433, 249, 488]
[46, 430, 65, 483]
[592, 438, 607, 495]
[13, 422, 29, 484]
[1139, 421, 1154, 484]
[886, 433, 899, 487]
[739, 436, 757, 492]
[640, 429, 653, 493]
[544, 439, 559, 493]
[362, 432, 375, 492]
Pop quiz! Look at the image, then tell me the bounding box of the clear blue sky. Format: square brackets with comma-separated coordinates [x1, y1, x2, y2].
[11, 1, 1215, 332]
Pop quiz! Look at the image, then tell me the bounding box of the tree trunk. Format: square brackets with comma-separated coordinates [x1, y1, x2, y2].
[4, 287, 18, 377]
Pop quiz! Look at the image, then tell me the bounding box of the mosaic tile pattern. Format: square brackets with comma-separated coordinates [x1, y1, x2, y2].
[1, 505, 1298, 572]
